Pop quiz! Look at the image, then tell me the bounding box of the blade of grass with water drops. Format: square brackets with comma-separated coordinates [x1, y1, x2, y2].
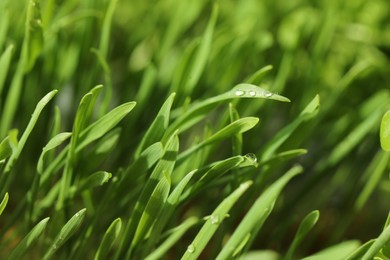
[216, 165, 303, 259]
[7, 217, 50, 259]
[164, 83, 290, 140]
[145, 217, 199, 260]
[0, 90, 58, 196]
[182, 181, 252, 260]
[0, 192, 8, 216]
[178, 117, 259, 163]
[43, 208, 86, 260]
[284, 210, 320, 260]
[135, 93, 176, 157]
[380, 110, 390, 151]
[94, 218, 122, 260]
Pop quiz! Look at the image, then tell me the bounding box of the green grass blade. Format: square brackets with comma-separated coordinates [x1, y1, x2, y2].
[0, 137, 12, 161]
[37, 132, 72, 174]
[354, 151, 390, 211]
[302, 240, 360, 260]
[260, 149, 308, 166]
[178, 117, 259, 163]
[77, 102, 136, 150]
[0, 192, 9, 216]
[43, 208, 87, 260]
[261, 94, 320, 161]
[216, 165, 303, 259]
[0, 90, 58, 195]
[74, 171, 112, 194]
[380, 110, 390, 151]
[94, 218, 122, 260]
[182, 181, 252, 259]
[244, 65, 273, 85]
[345, 240, 375, 260]
[144, 217, 199, 260]
[0, 44, 14, 97]
[99, 0, 117, 58]
[285, 210, 320, 260]
[7, 217, 50, 259]
[131, 173, 171, 252]
[362, 224, 390, 260]
[135, 93, 176, 157]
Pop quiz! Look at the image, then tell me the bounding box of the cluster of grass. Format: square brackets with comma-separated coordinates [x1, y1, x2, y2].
[1, 0, 390, 259]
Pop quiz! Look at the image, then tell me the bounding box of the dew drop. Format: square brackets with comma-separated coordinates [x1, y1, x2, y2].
[249, 90, 256, 97]
[264, 92, 273, 97]
[187, 244, 195, 253]
[235, 90, 245, 96]
[210, 215, 220, 224]
[75, 213, 80, 217]
[245, 153, 257, 163]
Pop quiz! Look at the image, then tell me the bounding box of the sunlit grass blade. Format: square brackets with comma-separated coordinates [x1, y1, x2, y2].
[0, 192, 8, 216]
[178, 117, 259, 163]
[135, 93, 176, 157]
[380, 110, 390, 151]
[0, 90, 58, 195]
[145, 217, 199, 260]
[43, 208, 87, 260]
[284, 210, 320, 260]
[94, 218, 122, 260]
[302, 240, 360, 260]
[182, 181, 252, 259]
[216, 165, 303, 259]
[7, 217, 49, 259]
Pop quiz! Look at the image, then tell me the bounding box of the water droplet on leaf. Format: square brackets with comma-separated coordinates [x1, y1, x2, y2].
[187, 244, 195, 253]
[235, 90, 245, 96]
[249, 90, 256, 96]
[245, 153, 257, 163]
[264, 92, 273, 97]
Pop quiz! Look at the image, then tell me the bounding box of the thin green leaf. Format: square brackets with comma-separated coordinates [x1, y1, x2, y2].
[362, 224, 390, 260]
[43, 208, 87, 260]
[244, 65, 273, 85]
[0, 137, 12, 161]
[182, 181, 252, 259]
[0, 44, 14, 97]
[75, 171, 112, 194]
[37, 132, 72, 174]
[94, 218, 122, 260]
[380, 110, 390, 151]
[145, 217, 199, 260]
[302, 240, 360, 260]
[260, 149, 308, 166]
[7, 217, 50, 259]
[0, 192, 9, 215]
[178, 117, 259, 162]
[77, 102, 136, 150]
[345, 240, 375, 260]
[285, 210, 320, 260]
[216, 165, 303, 259]
[131, 173, 171, 251]
[135, 93, 176, 157]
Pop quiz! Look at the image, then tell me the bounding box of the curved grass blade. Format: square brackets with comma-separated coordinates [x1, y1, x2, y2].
[380, 110, 390, 151]
[178, 117, 259, 163]
[0, 192, 9, 216]
[43, 208, 87, 260]
[216, 165, 303, 259]
[0, 90, 58, 195]
[74, 171, 112, 194]
[182, 181, 252, 259]
[244, 65, 273, 85]
[145, 217, 199, 260]
[0, 137, 12, 161]
[302, 240, 360, 260]
[285, 210, 320, 260]
[135, 93, 176, 157]
[362, 224, 390, 260]
[260, 149, 308, 166]
[7, 217, 50, 259]
[37, 132, 72, 174]
[94, 218, 122, 260]
[345, 240, 375, 260]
